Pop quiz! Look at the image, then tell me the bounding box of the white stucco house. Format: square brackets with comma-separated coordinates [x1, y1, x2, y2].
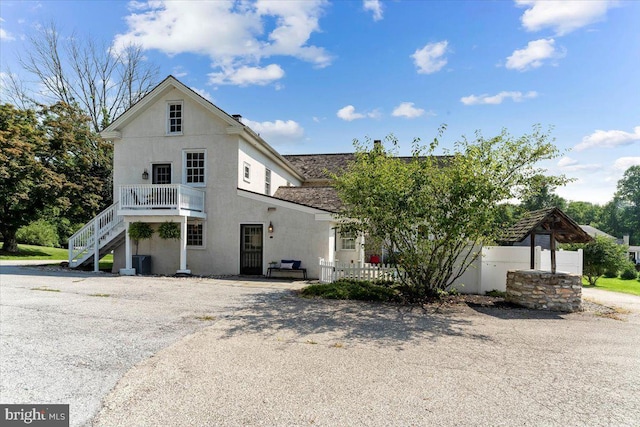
[68, 76, 363, 278]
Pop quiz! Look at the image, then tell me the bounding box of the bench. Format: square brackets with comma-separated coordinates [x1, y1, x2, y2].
[267, 260, 307, 279]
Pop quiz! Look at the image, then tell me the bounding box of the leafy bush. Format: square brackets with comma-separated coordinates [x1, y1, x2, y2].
[16, 220, 60, 248]
[300, 279, 398, 302]
[620, 263, 638, 280]
[128, 222, 154, 255]
[158, 221, 180, 240]
[603, 269, 618, 278]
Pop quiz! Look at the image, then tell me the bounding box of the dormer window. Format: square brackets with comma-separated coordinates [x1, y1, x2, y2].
[167, 102, 183, 135]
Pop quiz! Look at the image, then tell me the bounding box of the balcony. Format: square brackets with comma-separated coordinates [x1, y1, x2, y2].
[118, 184, 206, 218]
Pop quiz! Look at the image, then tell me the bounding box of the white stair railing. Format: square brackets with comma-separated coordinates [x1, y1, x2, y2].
[68, 202, 123, 268]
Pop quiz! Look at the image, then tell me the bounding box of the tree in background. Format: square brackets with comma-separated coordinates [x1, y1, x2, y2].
[564, 235, 629, 286]
[2, 22, 158, 132]
[0, 102, 112, 252]
[0, 104, 63, 252]
[564, 201, 602, 226]
[518, 174, 567, 212]
[615, 165, 640, 245]
[334, 126, 566, 302]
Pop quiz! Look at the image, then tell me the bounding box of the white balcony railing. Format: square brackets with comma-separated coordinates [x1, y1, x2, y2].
[119, 184, 205, 213]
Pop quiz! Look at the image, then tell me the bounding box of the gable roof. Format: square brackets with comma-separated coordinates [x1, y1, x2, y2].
[101, 75, 305, 182]
[579, 225, 616, 240]
[101, 75, 243, 136]
[273, 186, 342, 213]
[500, 207, 592, 245]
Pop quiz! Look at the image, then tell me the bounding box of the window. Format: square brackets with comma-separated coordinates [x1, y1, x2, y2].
[265, 168, 271, 195]
[187, 223, 203, 247]
[183, 150, 205, 186]
[152, 164, 171, 184]
[167, 102, 183, 134]
[341, 231, 356, 250]
[243, 162, 251, 182]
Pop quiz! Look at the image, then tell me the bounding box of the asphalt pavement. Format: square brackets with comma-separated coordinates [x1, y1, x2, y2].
[1, 264, 639, 426]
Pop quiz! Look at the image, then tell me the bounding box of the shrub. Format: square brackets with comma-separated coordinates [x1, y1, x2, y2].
[300, 279, 398, 302]
[16, 220, 60, 247]
[603, 269, 618, 278]
[158, 221, 180, 240]
[128, 222, 154, 255]
[620, 263, 639, 280]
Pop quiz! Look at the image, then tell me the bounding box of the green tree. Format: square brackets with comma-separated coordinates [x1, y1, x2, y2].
[563, 235, 629, 286]
[0, 104, 64, 252]
[333, 126, 566, 302]
[519, 174, 567, 212]
[40, 102, 113, 225]
[0, 102, 112, 252]
[616, 165, 640, 245]
[565, 201, 602, 226]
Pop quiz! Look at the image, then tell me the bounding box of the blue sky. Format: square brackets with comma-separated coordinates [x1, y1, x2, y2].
[1, 0, 639, 205]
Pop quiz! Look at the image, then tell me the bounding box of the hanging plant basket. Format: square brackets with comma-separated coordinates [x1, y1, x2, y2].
[158, 221, 180, 240]
[128, 222, 154, 255]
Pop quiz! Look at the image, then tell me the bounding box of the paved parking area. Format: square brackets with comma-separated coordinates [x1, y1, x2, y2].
[0, 265, 303, 426]
[2, 264, 640, 426]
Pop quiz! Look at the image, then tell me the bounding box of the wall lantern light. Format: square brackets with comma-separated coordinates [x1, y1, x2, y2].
[142, 169, 149, 180]
[268, 221, 274, 234]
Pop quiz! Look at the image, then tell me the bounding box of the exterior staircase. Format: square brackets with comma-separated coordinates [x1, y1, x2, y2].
[68, 202, 124, 270]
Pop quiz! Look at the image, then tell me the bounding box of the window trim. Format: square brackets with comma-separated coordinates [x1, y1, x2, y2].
[243, 162, 251, 183]
[166, 101, 183, 135]
[182, 149, 206, 187]
[265, 168, 271, 195]
[340, 231, 356, 251]
[186, 221, 205, 249]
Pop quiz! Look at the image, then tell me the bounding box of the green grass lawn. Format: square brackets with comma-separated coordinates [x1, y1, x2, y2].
[583, 276, 640, 297]
[0, 242, 69, 260]
[0, 242, 113, 271]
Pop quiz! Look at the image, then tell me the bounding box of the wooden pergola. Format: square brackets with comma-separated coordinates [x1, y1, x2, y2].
[499, 207, 592, 274]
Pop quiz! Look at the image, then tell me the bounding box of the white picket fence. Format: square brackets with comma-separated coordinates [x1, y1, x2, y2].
[319, 258, 403, 283]
[319, 246, 583, 294]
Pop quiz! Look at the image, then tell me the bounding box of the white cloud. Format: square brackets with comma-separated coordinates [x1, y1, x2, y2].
[363, 0, 383, 21]
[209, 64, 285, 86]
[460, 91, 538, 105]
[336, 105, 380, 121]
[516, 0, 616, 36]
[613, 157, 640, 171]
[411, 41, 449, 74]
[190, 86, 213, 102]
[337, 105, 365, 121]
[575, 126, 640, 151]
[392, 102, 425, 119]
[505, 38, 564, 71]
[557, 156, 601, 172]
[0, 19, 15, 41]
[241, 117, 304, 142]
[113, 0, 330, 86]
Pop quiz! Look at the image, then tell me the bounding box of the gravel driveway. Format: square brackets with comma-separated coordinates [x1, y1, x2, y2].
[2, 264, 640, 426]
[0, 264, 303, 426]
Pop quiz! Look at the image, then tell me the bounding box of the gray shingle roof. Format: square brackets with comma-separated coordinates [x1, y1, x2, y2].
[500, 207, 592, 245]
[283, 154, 355, 181]
[273, 186, 342, 213]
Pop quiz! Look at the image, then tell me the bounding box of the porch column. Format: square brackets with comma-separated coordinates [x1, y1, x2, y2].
[177, 216, 191, 275]
[120, 220, 136, 275]
[94, 219, 100, 272]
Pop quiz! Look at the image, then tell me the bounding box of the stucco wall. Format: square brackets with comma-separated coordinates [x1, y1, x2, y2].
[112, 195, 333, 277]
[113, 88, 234, 198]
[237, 139, 301, 196]
[110, 86, 332, 278]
